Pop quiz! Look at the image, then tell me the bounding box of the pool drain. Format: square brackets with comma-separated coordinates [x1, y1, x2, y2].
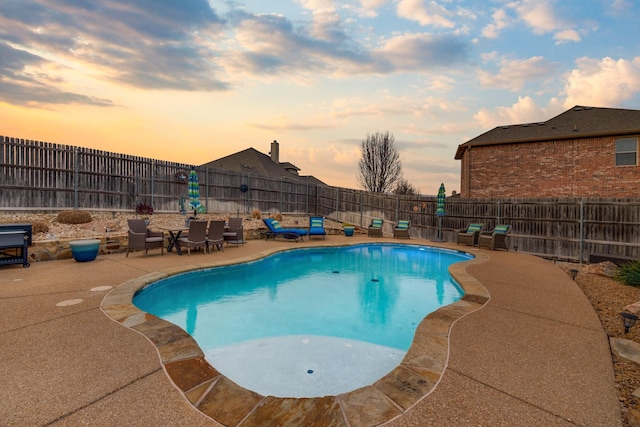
[371, 278, 379, 282]
[307, 369, 314, 374]
[332, 271, 340, 274]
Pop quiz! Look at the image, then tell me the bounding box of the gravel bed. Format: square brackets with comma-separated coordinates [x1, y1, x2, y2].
[557, 262, 640, 426]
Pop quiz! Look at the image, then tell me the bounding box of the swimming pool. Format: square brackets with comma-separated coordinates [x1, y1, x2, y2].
[134, 243, 471, 397]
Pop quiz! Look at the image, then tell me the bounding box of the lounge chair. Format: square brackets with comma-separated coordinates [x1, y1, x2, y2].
[393, 220, 411, 239]
[308, 216, 326, 240]
[262, 218, 307, 241]
[478, 225, 511, 251]
[368, 218, 384, 237]
[177, 220, 208, 255]
[206, 220, 225, 253]
[223, 217, 245, 247]
[126, 219, 164, 257]
[457, 223, 484, 246]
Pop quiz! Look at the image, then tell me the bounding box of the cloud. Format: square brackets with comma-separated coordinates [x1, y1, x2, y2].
[553, 29, 581, 44]
[478, 56, 559, 91]
[473, 96, 554, 128]
[0, 42, 113, 107]
[562, 56, 640, 107]
[481, 9, 510, 39]
[607, 0, 634, 17]
[396, 0, 455, 28]
[372, 33, 468, 72]
[0, 0, 227, 105]
[508, 0, 583, 43]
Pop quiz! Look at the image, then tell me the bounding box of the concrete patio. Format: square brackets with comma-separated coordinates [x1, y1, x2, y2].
[0, 235, 621, 426]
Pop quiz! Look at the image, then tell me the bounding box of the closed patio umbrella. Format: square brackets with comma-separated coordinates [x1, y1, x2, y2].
[435, 183, 446, 241]
[188, 168, 207, 214]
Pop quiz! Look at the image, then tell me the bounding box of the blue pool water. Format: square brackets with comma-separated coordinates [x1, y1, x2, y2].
[134, 243, 471, 397]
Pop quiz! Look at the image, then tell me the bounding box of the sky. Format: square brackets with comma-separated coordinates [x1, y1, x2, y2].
[1, 0, 639, 195]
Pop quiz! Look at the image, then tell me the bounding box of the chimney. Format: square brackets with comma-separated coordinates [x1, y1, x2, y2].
[270, 140, 279, 163]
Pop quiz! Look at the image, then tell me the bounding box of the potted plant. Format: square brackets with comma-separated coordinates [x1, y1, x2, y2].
[136, 202, 154, 225]
[344, 223, 355, 237]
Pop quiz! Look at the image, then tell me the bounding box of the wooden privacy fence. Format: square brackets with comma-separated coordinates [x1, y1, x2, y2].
[2, 136, 640, 262]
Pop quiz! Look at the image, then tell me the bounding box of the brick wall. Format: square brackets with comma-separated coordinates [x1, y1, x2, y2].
[460, 136, 640, 198]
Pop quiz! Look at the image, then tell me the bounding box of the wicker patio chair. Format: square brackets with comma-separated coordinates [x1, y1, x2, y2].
[368, 218, 384, 237]
[126, 219, 164, 257]
[478, 225, 511, 251]
[177, 220, 208, 255]
[456, 223, 484, 246]
[393, 220, 411, 239]
[206, 220, 225, 253]
[223, 217, 245, 247]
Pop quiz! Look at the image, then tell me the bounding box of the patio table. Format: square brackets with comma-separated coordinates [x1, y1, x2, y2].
[160, 227, 189, 255]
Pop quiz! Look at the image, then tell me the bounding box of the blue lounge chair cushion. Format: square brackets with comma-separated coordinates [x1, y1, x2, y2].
[467, 223, 482, 233]
[263, 218, 308, 239]
[308, 217, 326, 238]
[396, 220, 410, 230]
[493, 225, 510, 234]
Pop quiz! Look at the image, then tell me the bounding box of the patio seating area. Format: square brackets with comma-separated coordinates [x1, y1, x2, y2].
[0, 235, 621, 426]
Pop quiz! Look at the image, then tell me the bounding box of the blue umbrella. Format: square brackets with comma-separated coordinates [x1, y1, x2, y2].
[436, 183, 446, 217]
[188, 168, 207, 214]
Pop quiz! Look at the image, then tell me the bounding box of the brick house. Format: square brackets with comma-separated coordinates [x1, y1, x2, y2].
[455, 105, 640, 198]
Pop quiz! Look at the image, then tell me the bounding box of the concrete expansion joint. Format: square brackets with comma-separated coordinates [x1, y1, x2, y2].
[449, 368, 579, 425]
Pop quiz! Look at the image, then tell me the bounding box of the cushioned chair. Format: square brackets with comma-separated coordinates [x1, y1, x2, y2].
[457, 223, 484, 246]
[177, 220, 208, 255]
[478, 225, 511, 251]
[126, 219, 164, 257]
[368, 218, 384, 237]
[263, 218, 307, 241]
[394, 220, 411, 239]
[308, 216, 326, 240]
[206, 220, 225, 253]
[223, 217, 245, 247]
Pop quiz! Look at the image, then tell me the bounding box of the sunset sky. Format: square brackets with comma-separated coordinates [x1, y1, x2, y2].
[1, 0, 639, 194]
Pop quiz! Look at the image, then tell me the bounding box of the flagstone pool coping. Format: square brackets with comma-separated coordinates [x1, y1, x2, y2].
[101, 244, 490, 427]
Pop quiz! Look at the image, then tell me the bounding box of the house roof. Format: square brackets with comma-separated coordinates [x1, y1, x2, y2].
[200, 148, 326, 185]
[455, 105, 640, 159]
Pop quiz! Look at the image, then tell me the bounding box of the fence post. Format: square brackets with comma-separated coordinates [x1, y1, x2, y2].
[579, 199, 585, 264]
[150, 160, 155, 210]
[497, 199, 501, 223]
[360, 191, 363, 227]
[73, 147, 79, 209]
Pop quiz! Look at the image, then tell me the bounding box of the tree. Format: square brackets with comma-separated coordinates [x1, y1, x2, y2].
[393, 178, 420, 195]
[357, 131, 402, 193]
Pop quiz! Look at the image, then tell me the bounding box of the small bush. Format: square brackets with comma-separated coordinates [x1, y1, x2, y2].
[31, 221, 49, 234]
[615, 261, 640, 287]
[136, 202, 154, 216]
[251, 209, 262, 219]
[56, 210, 93, 224]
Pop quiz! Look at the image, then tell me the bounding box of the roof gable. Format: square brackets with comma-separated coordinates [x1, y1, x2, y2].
[455, 105, 640, 159]
[200, 147, 326, 185]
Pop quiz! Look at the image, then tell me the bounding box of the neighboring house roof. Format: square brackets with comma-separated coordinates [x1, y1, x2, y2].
[455, 105, 640, 159]
[200, 148, 326, 185]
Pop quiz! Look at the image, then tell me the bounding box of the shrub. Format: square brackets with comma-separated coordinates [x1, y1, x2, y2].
[251, 209, 262, 219]
[615, 261, 640, 287]
[136, 202, 154, 216]
[55, 210, 92, 224]
[30, 221, 49, 234]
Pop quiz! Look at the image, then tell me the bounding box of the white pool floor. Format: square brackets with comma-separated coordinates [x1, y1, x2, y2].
[205, 335, 406, 398]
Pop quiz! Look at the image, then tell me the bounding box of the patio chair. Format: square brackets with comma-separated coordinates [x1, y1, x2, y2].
[478, 225, 511, 251]
[368, 218, 384, 237]
[177, 220, 208, 255]
[223, 217, 245, 247]
[206, 220, 225, 253]
[456, 223, 484, 246]
[262, 218, 307, 242]
[308, 216, 326, 240]
[393, 220, 411, 239]
[126, 219, 164, 257]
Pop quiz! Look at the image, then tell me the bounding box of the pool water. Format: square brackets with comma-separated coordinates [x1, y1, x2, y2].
[134, 244, 471, 397]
